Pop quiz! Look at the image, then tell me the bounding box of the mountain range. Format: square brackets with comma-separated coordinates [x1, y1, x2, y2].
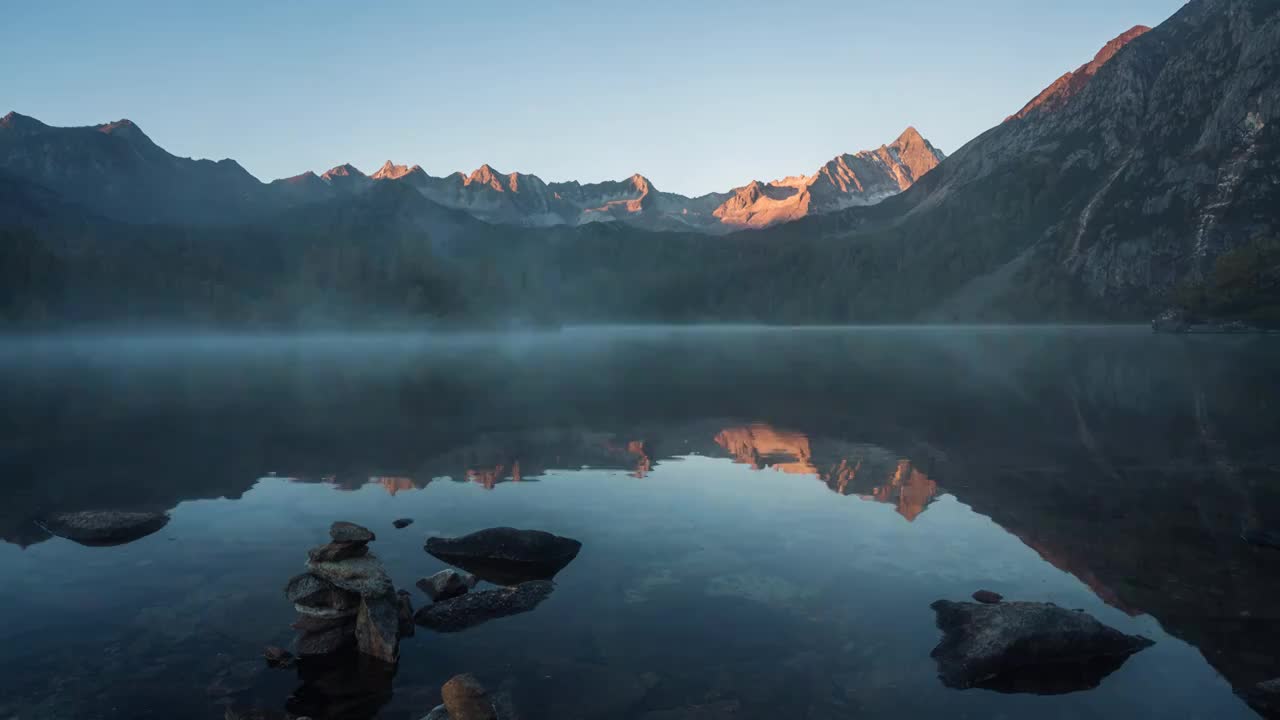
[0, 111, 943, 233]
[1, 0, 1276, 327]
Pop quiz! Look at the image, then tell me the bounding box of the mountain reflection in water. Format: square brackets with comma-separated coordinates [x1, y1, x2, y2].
[0, 327, 1277, 719]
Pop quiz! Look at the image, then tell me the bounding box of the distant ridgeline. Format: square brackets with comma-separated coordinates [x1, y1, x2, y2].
[2, 0, 1278, 328]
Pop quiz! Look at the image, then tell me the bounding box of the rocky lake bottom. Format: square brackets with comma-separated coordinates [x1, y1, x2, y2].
[0, 327, 1277, 719]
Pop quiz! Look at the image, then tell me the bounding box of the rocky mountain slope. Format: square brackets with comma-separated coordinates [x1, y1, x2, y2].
[786, 0, 1279, 321]
[0, 112, 270, 224]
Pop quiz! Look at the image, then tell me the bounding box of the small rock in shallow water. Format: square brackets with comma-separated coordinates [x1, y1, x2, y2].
[393, 518, 414, 529]
[425, 527, 582, 585]
[415, 580, 554, 632]
[356, 593, 401, 663]
[972, 590, 1003, 604]
[396, 590, 415, 638]
[929, 600, 1153, 693]
[330, 521, 376, 543]
[307, 554, 394, 597]
[263, 646, 295, 669]
[418, 569, 478, 602]
[38, 510, 170, 546]
[442, 674, 497, 720]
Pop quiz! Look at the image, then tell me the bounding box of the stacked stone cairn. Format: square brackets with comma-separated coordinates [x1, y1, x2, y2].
[283, 521, 409, 663]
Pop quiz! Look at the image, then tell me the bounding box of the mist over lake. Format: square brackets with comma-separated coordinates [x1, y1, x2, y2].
[1, 326, 1276, 718]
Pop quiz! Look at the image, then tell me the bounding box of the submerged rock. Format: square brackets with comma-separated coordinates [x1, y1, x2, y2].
[37, 510, 169, 546]
[263, 646, 295, 669]
[307, 554, 394, 597]
[355, 593, 401, 663]
[418, 569, 478, 602]
[415, 580, 555, 632]
[929, 600, 1153, 693]
[441, 673, 497, 720]
[972, 589, 1003, 604]
[425, 527, 582, 585]
[330, 521, 376, 543]
[308, 540, 370, 563]
[393, 518, 414, 529]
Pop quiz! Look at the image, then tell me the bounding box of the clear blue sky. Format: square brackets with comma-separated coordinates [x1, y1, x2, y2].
[3, 0, 1185, 196]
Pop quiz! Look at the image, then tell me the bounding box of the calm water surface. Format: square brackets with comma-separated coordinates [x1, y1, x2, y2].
[1, 327, 1278, 719]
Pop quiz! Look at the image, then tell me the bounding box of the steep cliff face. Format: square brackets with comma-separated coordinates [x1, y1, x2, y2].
[837, 0, 1280, 321]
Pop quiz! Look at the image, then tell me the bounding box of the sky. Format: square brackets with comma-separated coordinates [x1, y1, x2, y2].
[3, 0, 1186, 197]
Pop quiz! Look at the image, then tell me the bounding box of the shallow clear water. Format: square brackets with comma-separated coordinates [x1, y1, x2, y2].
[1, 327, 1278, 719]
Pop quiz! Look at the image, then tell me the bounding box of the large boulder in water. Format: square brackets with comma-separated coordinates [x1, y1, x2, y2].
[929, 600, 1154, 693]
[37, 510, 169, 546]
[414, 580, 555, 632]
[425, 527, 582, 585]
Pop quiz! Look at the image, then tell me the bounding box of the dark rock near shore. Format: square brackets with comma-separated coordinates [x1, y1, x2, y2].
[37, 510, 169, 546]
[414, 580, 555, 632]
[929, 600, 1153, 693]
[972, 589, 1003, 604]
[425, 527, 581, 585]
[356, 593, 401, 663]
[330, 521, 376, 543]
[393, 518, 414, 529]
[418, 569, 478, 602]
[307, 540, 370, 563]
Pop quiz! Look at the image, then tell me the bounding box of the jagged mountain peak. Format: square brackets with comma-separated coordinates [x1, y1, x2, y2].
[275, 170, 321, 185]
[321, 163, 365, 181]
[94, 118, 159, 149]
[1008, 25, 1152, 122]
[371, 160, 415, 180]
[1, 111, 48, 132]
